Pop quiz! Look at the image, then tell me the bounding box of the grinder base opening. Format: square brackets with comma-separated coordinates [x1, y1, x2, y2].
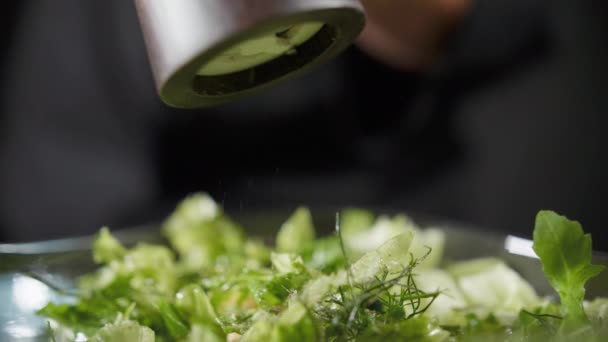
[197, 22, 324, 76]
[192, 24, 336, 97]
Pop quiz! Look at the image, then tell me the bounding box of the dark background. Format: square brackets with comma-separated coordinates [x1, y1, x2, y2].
[1, 0, 607, 248]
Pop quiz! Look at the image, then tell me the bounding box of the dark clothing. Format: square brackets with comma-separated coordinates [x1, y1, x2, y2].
[1, 0, 607, 248]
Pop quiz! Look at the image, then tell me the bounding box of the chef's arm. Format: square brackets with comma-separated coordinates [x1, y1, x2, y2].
[357, 0, 473, 70]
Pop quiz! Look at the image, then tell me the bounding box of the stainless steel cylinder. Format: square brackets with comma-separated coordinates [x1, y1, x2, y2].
[134, 0, 366, 108]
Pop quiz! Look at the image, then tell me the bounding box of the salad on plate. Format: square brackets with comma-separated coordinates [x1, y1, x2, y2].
[38, 193, 607, 341]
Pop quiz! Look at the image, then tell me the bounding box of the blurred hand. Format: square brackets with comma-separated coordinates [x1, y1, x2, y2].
[358, 0, 472, 70]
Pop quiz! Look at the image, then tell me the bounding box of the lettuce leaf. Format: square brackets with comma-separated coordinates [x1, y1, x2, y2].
[175, 284, 221, 328]
[340, 208, 375, 236]
[92, 227, 126, 264]
[184, 324, 225, 342]
[271, 301, 318, 342]
[344, 215, 413, 261]
[358, 316, 449, 342]
[532, 210, 606, 332]
[447, 258, 539, 321]
[240, 319, 275, 342]
[158, 301, 189, 339]
[300, 232, 414, 306]
[414, 269, 467, 325]
[343, 215, 444, 269]
[351, 231, 415, 283]
[276, 207, 316, 254]
[163, 193, 245, 270]
[91, 320, 154, 342]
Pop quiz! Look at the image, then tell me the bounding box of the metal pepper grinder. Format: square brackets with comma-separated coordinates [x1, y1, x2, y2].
[134, 0, 366, 108]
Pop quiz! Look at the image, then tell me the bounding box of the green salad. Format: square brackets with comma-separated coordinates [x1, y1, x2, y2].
[39, 193, 607, 341]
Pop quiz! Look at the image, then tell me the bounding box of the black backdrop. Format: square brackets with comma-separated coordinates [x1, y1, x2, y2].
[1, 0, 607, 249]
